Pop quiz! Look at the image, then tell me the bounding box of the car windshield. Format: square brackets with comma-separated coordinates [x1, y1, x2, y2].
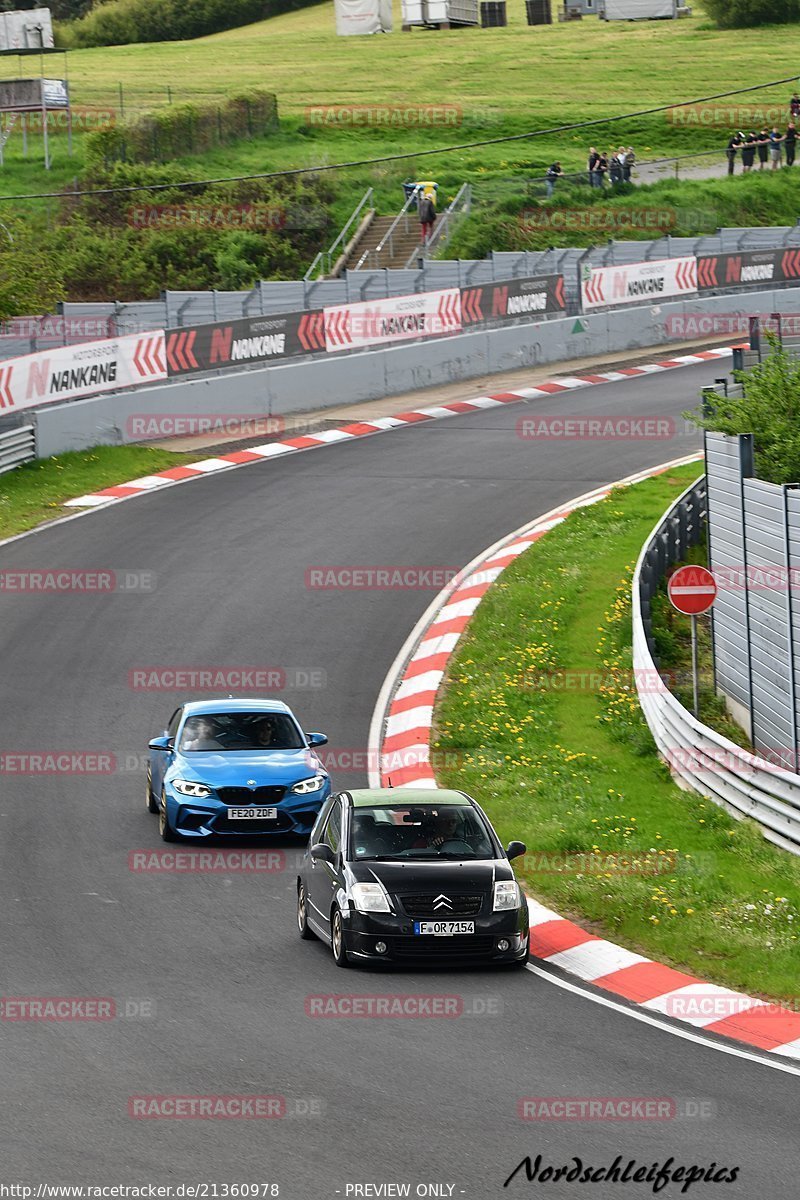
[179, 712, 305, 752]
[349, 804, 495, 861]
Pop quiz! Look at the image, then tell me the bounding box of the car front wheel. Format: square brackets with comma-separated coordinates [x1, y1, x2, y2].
[159, 793, 178, 842]
[330, 906, 349, 968]
[297, 882, 316, 940]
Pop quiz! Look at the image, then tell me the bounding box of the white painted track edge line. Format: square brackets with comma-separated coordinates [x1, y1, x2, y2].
[525, 962, 800, 1077]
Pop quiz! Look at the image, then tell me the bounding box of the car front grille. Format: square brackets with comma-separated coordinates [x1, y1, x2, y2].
[216, 785, 286, 804]
[400, 894, 484, 918]
[392, 936, 496, 957]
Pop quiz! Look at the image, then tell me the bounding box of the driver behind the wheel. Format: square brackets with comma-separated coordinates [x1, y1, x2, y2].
[420, 809, 461, 848]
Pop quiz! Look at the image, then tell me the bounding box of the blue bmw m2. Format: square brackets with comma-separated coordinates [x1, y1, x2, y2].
[146, 699, 331, 842]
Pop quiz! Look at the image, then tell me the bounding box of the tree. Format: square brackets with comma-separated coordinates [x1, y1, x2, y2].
[702, 0, 800, 27]
[0, 220, 65, 321]
[686, 339, 800, 484]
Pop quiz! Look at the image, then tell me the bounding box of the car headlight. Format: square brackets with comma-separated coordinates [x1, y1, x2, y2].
[172, 779, 213, 798]
[291, 774, 327, 795]
[493, 880, 521, 911]
[351, 882, 392, 914]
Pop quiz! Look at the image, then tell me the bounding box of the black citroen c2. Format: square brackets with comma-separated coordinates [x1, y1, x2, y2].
[296, 788, 529, 968]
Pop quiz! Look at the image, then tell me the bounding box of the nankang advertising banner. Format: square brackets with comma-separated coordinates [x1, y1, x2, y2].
[324, 289, 462, 353]
[581, 257, 697, 311]
[0, 332, 166, 414]
[460, 275, 566, 326]
[696, 248, 800, 291]
[164, 311, 325, 377]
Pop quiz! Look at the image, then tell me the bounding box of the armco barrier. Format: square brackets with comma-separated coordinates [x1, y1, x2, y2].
[30, 283, 800, 458]
[162, 274, 565, 379]
[633, 479, 800, 856]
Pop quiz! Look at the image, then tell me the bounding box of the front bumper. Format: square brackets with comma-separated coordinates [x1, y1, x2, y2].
[164, 784, 330, 838]
[340, 907, 529, 964]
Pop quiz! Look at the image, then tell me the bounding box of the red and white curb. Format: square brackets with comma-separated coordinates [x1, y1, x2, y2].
[369, 457, 800, 1063]
[62, 346, 733, 509]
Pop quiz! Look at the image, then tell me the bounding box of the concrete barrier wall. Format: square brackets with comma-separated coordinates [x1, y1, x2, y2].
[33, 286, 798, 459]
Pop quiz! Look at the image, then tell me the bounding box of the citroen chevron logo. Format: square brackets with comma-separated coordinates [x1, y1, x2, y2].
[433, 894, 452, 910]
[247, 779, 257, 787]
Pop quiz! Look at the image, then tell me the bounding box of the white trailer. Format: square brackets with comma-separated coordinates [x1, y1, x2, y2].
[0, 8, 55, 51]
[604, 0, 676, 18]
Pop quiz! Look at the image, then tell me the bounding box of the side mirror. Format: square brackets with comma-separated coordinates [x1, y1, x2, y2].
[148, 736, 174, 752]
[310, 842, 335, 864]
[306, 732, 328, 748]
[506, 840, 526, 861]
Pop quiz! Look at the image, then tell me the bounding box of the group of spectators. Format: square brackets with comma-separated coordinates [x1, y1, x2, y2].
[544, 146, 636, 197]
[726, 126, 797, 173]
[587, 146, 636, 188]
[725, 93, 800, 174]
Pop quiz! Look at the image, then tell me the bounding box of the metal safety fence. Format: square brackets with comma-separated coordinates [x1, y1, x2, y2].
[633, 476, 800, 856]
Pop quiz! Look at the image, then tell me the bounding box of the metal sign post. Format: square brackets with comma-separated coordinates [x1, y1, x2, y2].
[667, 565, 718, 719]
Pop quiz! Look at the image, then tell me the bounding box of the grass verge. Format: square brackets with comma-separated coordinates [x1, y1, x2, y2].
[0, 445, 194, 539]
[434, 462, 800, 1002]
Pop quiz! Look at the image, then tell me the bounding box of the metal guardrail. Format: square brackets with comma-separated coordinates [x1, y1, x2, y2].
[633, 477, 800, 856]
[304, 187, 374, 281]
[0, 424, 35, 475]
[354, 189, 419, 272]
[404, 183, 472, 269]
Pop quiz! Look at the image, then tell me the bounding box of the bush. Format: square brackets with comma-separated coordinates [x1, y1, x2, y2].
[85, 90, 278, 166]
[702, 0, 799, 26]
[0, 220, 65, 321]
[33, 165, 334, 302]
[686, 340, 800, 484]
[58, 0, 317, 47]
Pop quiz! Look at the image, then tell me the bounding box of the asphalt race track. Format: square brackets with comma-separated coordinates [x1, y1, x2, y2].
[0, 361, 796, 1198]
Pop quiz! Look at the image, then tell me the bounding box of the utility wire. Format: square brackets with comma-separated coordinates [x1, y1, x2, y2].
[0, 73, 797, 204]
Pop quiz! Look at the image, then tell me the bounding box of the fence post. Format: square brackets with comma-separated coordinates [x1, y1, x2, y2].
[738, 434, 756, 744]
[783, 484, 800, 772]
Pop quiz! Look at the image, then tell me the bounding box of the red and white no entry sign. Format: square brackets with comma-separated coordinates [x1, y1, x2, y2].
[668, 565, 718, 616]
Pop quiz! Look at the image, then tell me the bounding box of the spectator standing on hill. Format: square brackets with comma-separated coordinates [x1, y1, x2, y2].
[769, 126, 784, 169]
[740, 131, 757, 173]
[785, 122, 797, 166]
[726, 131, 741, 175]
[545, 161, 563, 198]
[757, 128, 770, 170]
[791, 92, 800, 120]
[588, 147, 601, 187]
[418, 191, 436, 243]
[623, 146, 635, 182]
[609, 148, 623, 185]
[595, 150, 608, 187]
